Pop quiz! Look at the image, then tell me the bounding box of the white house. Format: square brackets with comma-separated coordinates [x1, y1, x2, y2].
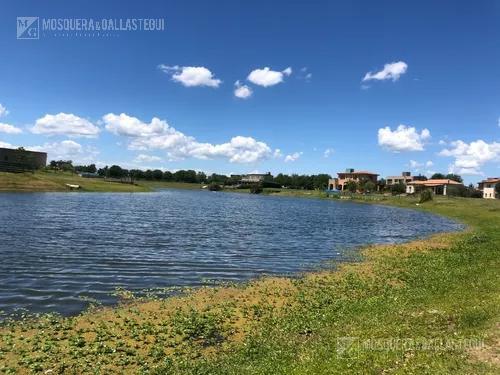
[241, 172, 272, 183]
[478, 178, 499, 199]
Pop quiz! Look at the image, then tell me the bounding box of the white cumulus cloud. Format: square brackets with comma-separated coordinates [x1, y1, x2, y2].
[134, 154, 163, 163]
[234, 80, 253, 99]
[29, 140, 99, 164]
[31, 113, 99, 137]
[103, 113, 276, 163]
[104, 113, 168, 137]
[439, 139, 500, 175]
[409, 160, 433, 169]
[409, 160, 421, 169]
[158, 65, 221, 88]
[284, 151, 303, 162]
[0, 104, 9, 117]
[363, 61, 408, 82]
[0, 123, 22, 134]
[247, 67, 292, 87]
[378, 125, 430, 152]
[0, 140, 14, 148]
[323, 148, 334, 158]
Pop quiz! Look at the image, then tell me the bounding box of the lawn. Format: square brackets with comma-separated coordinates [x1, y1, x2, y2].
[0, 171, 202, 193]
[0, 196, 498, 374]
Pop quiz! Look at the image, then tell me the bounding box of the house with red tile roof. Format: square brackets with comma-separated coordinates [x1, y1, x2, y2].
[328, 168, 378, 192]
[478, 177, 500, 199]
[406, 179, 463, 196]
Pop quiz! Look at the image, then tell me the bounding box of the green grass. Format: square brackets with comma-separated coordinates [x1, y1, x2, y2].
[0, 171, 203, 193]
[0, 197, 499, 374]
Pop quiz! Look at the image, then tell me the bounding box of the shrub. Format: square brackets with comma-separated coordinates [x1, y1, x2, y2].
[172, 309, 225, 345]
[391, 182, 406, 195]
[363, 181, 376, 193]
[345, 181, 357, 193]
[447, 185, 482, 198]
[250, 184, 263, 194]
[419, 189, 433, 203]
[208, 183, 222, 191]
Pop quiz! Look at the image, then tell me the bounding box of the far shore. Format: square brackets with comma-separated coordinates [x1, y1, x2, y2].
[0, 171, 203, 193]
[0, 171, 428, 203]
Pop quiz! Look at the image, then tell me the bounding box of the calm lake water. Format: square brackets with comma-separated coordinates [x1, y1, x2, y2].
[0, 190, 462, 317]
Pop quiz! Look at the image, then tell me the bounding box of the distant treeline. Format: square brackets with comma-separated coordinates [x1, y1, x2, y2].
[59, 162, 332, 190]
[49, 160, 478, 196]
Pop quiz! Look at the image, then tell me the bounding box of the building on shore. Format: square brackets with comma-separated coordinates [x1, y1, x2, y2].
[406, 179, 463, 196]
[385, 172, 427, 186]
[78, 172, 100, 178]
[328, 168, 378, 191]
[240, 172, 272, 184]
[478, 177, 499, 199]
[0, 147, 47, 172]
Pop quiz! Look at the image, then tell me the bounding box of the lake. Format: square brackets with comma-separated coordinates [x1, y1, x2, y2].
[0, 190, 462, 317]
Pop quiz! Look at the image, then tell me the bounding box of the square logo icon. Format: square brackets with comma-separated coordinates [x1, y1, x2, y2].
[336, 336, 359, 358]
[17, 17, 39, 39]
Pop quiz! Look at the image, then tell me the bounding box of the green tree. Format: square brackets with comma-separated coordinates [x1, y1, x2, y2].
[130, 169, 145, 179]
[446, 185, 467, 197]
[495, 183, 500, 197]
[163, 171, 173, 181]
[312, 174, 331, 190]
[364, 181, 376, 193]
[152, 169, 163, 180]
[196, 172, 207, 183]
[431, 173, 446, 179]
[174, 170, 198, 183]
[345, 180, 357, 193]
[75, 164, 97, 173]
[274, 173, 292, 187]
[378, 178, 387, 191]
[208, 183, 222, 191]
[108, 165, 124, 178]
[419, 189, 433, 203]
[391, 182, 406, 195]
[250, 184, 263, 194]
[50, 160, 74, 172]
[97, 166, 108, 177]
[207, 173, 229, 185]
[445, 173, 463, 183]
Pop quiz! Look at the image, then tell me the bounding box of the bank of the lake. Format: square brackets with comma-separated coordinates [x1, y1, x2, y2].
[0, 196, 499, 374]
[0, 171, 202, 192]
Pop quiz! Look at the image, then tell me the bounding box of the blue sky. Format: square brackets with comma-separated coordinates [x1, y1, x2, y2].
[0, 0, 498, 183]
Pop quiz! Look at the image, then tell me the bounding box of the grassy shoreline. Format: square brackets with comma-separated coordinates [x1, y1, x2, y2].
[0, 171, 203, 193]
[0, 196, 499, 373]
